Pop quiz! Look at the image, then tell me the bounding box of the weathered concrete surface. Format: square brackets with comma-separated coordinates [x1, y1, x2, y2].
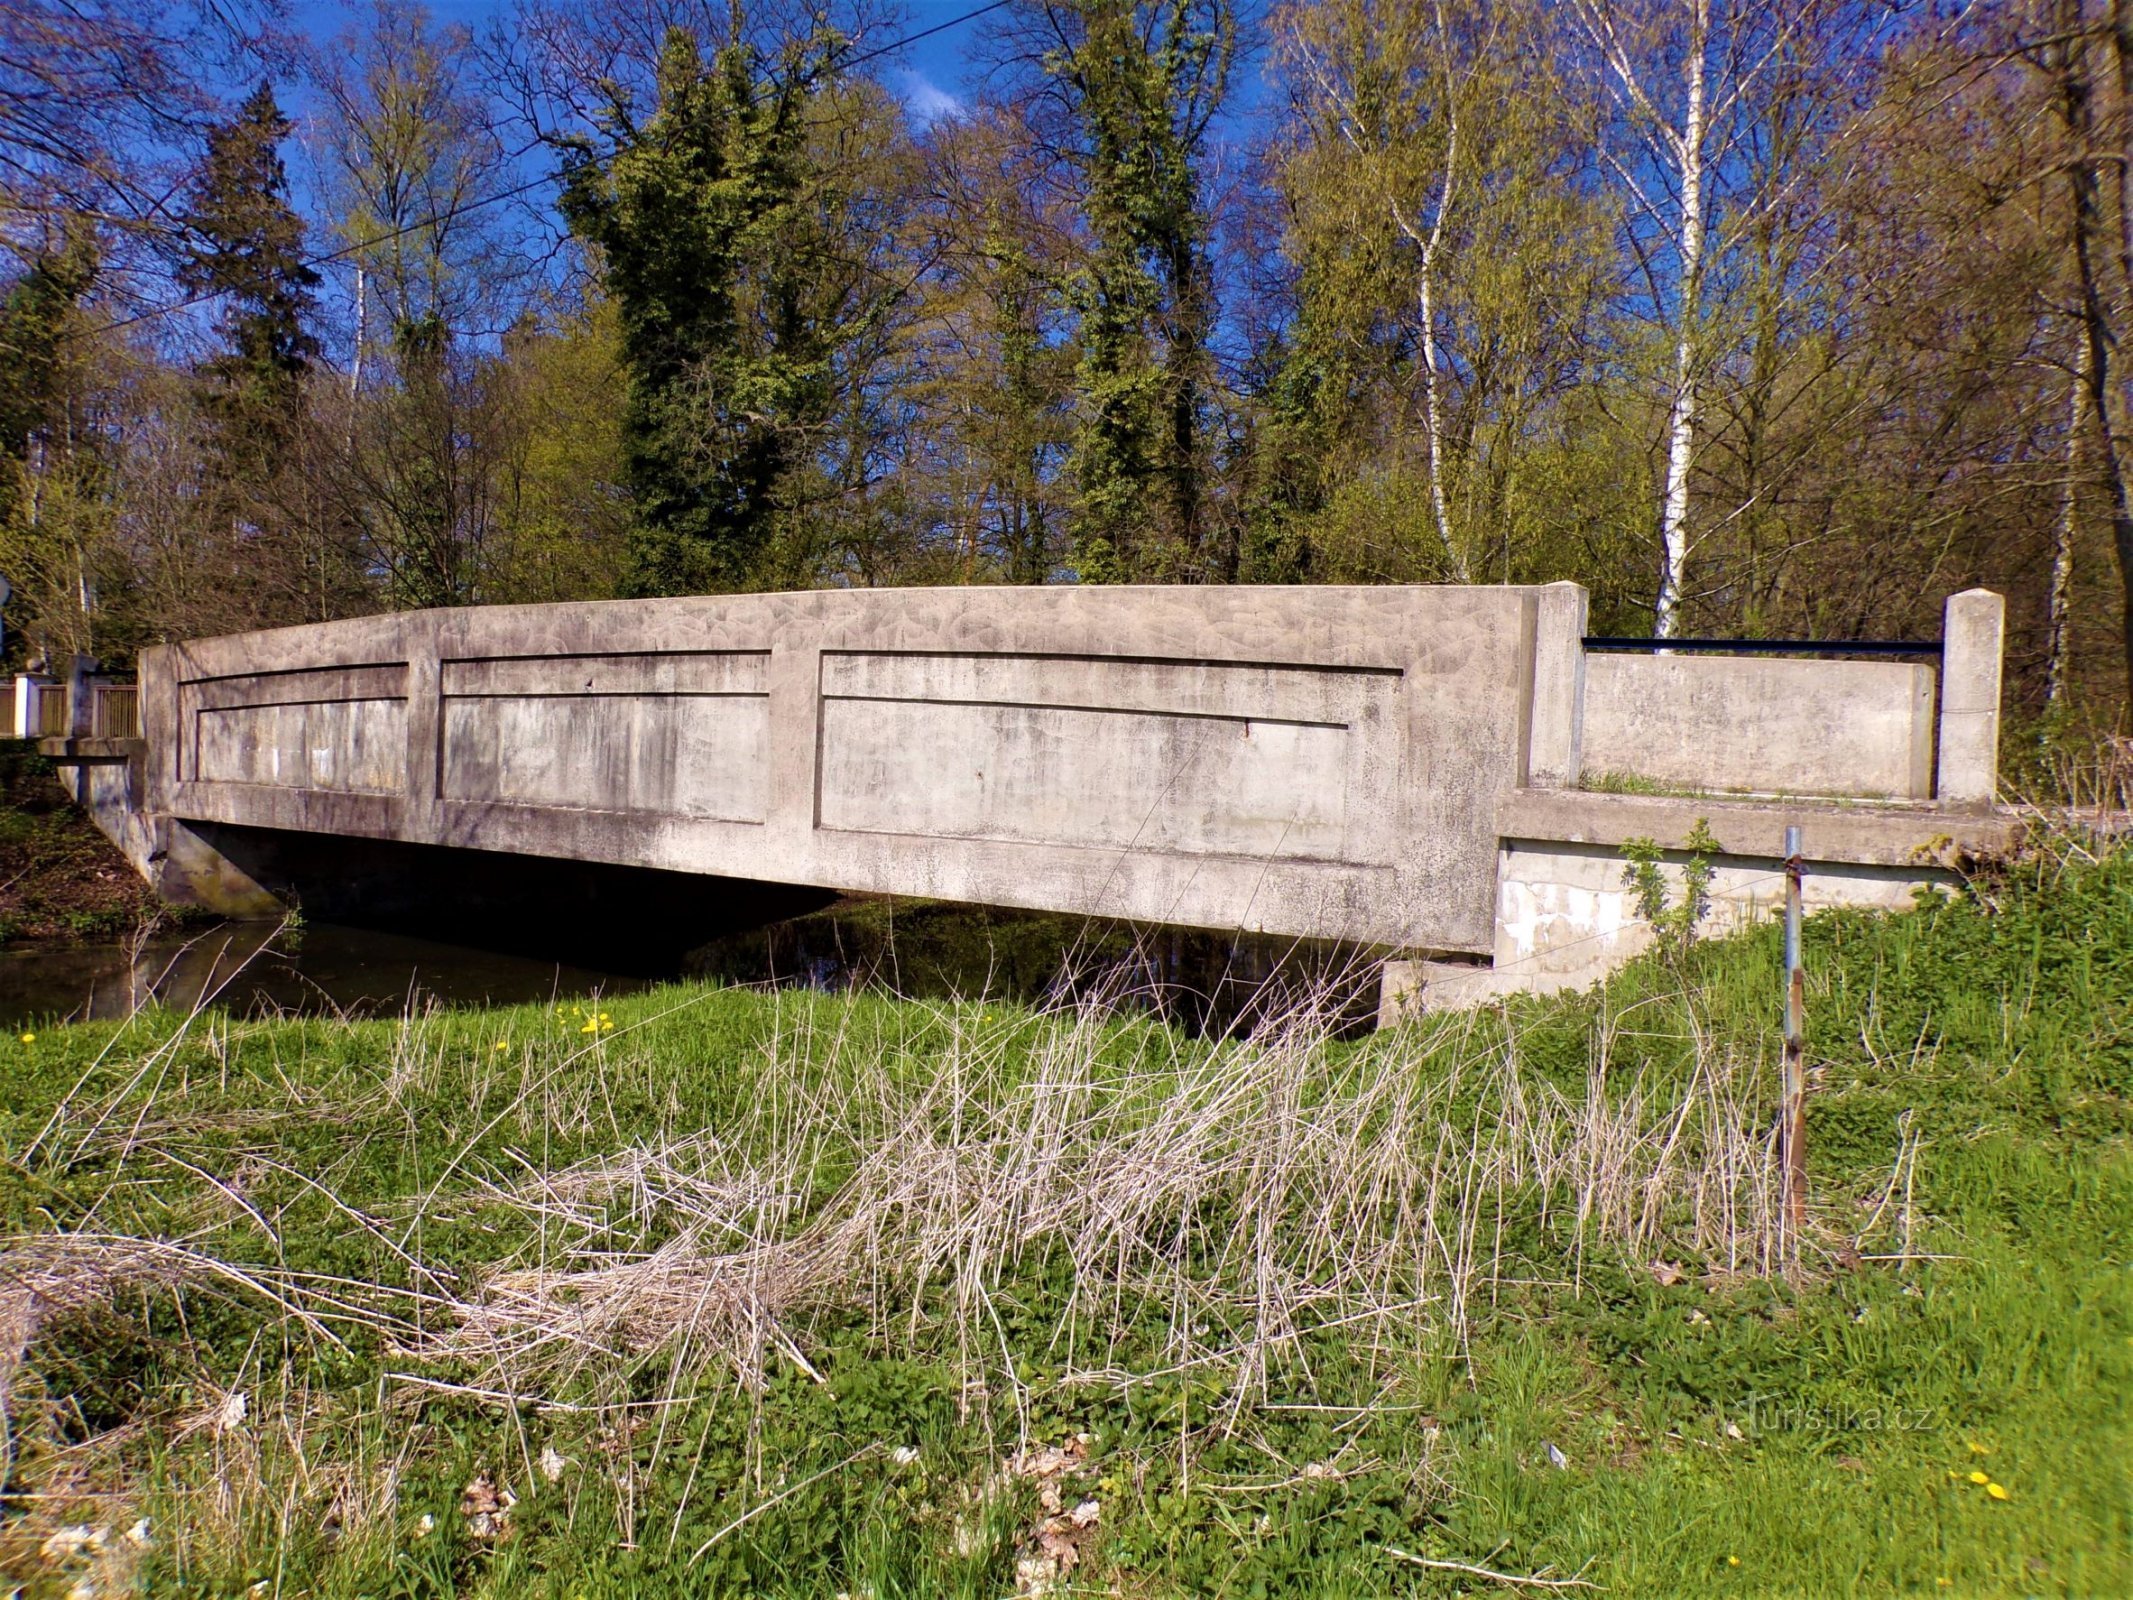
[1526, 582, 1587, 790]
[1582, 653, 1938, 799]
[1381, 791, 2021, 1022]
[1937, 589, 2006, 808]
[1483, 791, 2011, 1004]
[1495, 788, 2021, 867]
[45, 744, 155, 884]
[141, 586, 1552, 954]
[45, 739, 285, 916]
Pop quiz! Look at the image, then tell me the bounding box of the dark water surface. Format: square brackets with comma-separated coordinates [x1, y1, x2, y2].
[0, 921, 650, 1028]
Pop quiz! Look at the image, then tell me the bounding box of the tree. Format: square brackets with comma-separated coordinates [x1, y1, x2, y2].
[1033, 0, 1233, 583]
[0, 0, 265, 271]
[0, 232, 98, 473]
[893, 103, 1077, 584]
[2037, 0, 2133, 702]
[0, 229, 119, 665]
[481, 293, 633, 601]
[1804, 4, 2120, 715]
[1259, 0, 1616, 597]
[314, 0, 520, 609]
[176, 84, 321, 474]
[557, 23, 860, 594]
[316, 0, 522, 354]
[1567, 0, 1878, 636]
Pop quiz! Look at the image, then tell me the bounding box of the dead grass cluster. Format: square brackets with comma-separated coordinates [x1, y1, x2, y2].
[402, 982, 1785, 1401]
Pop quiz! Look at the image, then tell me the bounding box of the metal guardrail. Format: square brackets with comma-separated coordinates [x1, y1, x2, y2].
[1582, 636, 1943, 660]
[92, 683, 139, 740]
[29, 683, 67, 737]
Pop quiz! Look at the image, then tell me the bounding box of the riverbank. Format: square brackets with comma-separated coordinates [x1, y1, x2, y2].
[1, 839, 2128, 1596]
[0, 743, 179, 946]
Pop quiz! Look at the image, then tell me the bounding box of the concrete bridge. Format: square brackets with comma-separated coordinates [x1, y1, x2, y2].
[52, 583, 2020, 1009]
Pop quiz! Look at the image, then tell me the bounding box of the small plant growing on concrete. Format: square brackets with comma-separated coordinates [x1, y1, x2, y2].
[1621, 818, 1720, 962]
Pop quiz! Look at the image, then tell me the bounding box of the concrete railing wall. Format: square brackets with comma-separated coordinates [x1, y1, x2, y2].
[1560, 588, 2005, 806]
[141, 586, 1558, 953]
[1581, 654, 1939, 799]
[1378, 585, 2015, 1015]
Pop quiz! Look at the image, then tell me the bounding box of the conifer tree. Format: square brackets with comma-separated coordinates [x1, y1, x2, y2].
[0, 232, 98, 469]
[177, 83, 321, 473]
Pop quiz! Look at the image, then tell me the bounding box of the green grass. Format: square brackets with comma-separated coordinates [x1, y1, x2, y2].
[1, 843, 2129, 1597]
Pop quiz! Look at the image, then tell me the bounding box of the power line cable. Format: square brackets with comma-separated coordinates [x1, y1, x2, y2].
[81, 170, 558, 339]
[65, 0, 1019, 342]
[843, 0, 1014, 71]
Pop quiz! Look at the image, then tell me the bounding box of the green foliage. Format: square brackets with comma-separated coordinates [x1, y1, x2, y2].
[1254, 0, 1626, 596]
[1050, 0, 1232, 583]
[0, 231, 98, 468]
[559, 26, 860, 596]
[481, 296, 632, 602]
[1620, 818, 1719, 962]
[0, 230, 109, 664]
[176, 82, 321, 472]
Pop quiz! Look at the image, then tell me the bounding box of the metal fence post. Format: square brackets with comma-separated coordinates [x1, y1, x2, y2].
[1781, 824, 1808, 1260]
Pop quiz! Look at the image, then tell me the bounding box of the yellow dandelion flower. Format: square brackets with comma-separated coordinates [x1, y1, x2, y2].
[495, 1040, 510, 1051]
[1986, 1483, 2009, 1501]
[580, 1022, 597, 1035]
[601, 1019, 614, 1032]
[1967, 1471, 1990, 1486]
[1967, 1440, 1990, 1455]
[18, 1032, 33, 1044]
[1726, 1556, 1740, 1568]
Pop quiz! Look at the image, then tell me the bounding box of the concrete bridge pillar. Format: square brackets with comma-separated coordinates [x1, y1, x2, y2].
[1935, 588, 2005, 808]
[1525, 581, 1588, 789]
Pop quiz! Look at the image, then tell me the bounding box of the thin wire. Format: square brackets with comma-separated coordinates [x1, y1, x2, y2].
[80, 171, 559, 340]
[844, 0, 1014, 70]
[63, 0, 1019, 343]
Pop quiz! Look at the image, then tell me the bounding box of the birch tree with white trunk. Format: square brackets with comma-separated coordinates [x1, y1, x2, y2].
[1384, 0, 1468, 580]
[1571, 0, 1833, 636]
[1274, 0, 1500, 583]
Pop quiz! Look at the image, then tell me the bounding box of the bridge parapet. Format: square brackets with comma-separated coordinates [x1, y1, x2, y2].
[141, 586, 1554, 953]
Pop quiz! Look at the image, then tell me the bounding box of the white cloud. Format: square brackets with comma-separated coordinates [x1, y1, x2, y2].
[896, 69, 965, 128]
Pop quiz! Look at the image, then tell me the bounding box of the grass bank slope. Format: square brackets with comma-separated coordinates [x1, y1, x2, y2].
[1, 845, 2128, 1597]
[0, 744, 163, 945]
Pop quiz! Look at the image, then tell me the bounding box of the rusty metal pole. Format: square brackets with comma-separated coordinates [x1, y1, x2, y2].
[1781, 825, 1808, 1260]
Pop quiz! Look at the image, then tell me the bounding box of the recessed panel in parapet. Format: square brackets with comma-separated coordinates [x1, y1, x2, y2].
[437, 651, 771, 821]
[814, 651, 1401, 864]
[186, 663, 408, 795]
